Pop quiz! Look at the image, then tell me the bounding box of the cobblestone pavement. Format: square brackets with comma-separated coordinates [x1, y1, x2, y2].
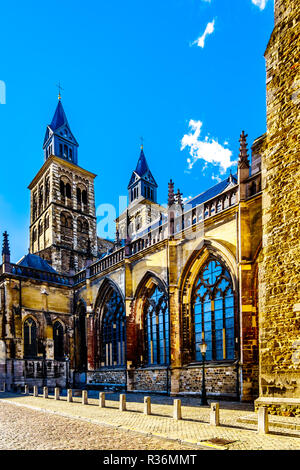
[0, 391, 300, 450]
[0, 401, 200, 451]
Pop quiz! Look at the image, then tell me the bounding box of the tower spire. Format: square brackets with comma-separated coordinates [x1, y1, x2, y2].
[127, 145, 158, 204]
[43, 96, 79, 164]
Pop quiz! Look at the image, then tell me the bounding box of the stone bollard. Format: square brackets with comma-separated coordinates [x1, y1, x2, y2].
[67, 389, 73, 403]
[144, 396, 151, 415]
[119, 394, 126, 411]
[54, 387, 60, 400]
[24, 385, 29, 394]
[82, 390, 88, 405]
[173, 399, 182, 420]
[258, 406, 269, 434]
[43, 387, 48, 399]
[99, 392, 105, 408]
[33, 385, 38, 397]
[210, 402, 220, 426]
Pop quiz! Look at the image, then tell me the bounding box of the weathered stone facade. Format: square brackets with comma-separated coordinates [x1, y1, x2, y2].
[28, 155, 99, 274]
[258, 0, 300, 406]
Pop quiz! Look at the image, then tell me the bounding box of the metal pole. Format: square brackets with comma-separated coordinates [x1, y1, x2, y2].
[200, 352, 208, 406]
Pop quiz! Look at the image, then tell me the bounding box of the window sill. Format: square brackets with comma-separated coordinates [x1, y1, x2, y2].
[186, 360, 238, 369]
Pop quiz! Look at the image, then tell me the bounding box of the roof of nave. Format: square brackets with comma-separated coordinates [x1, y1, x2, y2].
[184, 173, 238, 209]
[17, 253, 58, 273]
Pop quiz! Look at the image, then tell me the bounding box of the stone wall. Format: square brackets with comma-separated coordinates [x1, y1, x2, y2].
[87, 369, 126, 387]
[130, 368, 170, 393]
[177, 364, 238, 398]
[2, 359, 67, 389]
[255, 397, 300, 417]
[259, 0, 300, 402]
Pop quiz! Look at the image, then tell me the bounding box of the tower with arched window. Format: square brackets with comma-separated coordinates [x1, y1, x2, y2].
[116, 145, 167, 241]
[28, 98, 99, 274]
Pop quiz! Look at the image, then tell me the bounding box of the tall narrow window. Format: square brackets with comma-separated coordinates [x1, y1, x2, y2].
[193, 258, 235, 361]
[60, 180, 65, 198]
[77, 188, 81, 205]
[53, 321, 64, 360]
[101, 290, 126, 367]
[24, 318, 37, 358]
[66, 183, 72, 199]
[64, 145, 68, 159]
[82, 190, 87, 205]
[144, 284, 169, 366]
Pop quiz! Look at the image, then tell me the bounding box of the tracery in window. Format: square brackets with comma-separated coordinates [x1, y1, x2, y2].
[101, 290, 126, 367]
[193, 258, 235, 362]
[143, 284, 169, 366]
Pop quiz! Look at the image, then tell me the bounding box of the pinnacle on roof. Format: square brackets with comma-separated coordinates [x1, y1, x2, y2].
[238, 130, 250, 169]
[2, 231, 10, 256]
[176, 188, 184, 208]
[168, 179, 175, 207]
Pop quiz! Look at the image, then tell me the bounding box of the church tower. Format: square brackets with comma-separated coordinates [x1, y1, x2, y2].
[116, 145, 167, 240]
[259, 0, 300, 402]
[28, 97, 98, 274]
[127, 145, 158, 204]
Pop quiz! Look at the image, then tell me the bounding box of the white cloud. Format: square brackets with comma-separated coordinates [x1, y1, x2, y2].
[192, 19, 215, 48]
[211, 174, 222, 183]
[251, 0, 267, 10]
[180, 120, 236, 176]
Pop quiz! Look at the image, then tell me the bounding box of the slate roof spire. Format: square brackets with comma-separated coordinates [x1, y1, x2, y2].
[128, 144, 158, 204]
[49, 99, 69, 131]
[135, 146, 150, 177]
[43, 97, 79, 164]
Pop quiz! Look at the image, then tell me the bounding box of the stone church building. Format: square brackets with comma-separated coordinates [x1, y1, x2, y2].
[0, 0, 299, 414]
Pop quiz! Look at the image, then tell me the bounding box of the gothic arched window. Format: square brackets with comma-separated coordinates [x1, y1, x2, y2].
[24, 318, 37, 358]
[193, 258, 235, 362]
[53, 321, 64, 360]
[101, 290, 126, 367]
[144, 285, 169, 366]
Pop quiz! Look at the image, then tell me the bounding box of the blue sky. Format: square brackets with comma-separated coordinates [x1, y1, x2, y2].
[0, 0, 274, 262]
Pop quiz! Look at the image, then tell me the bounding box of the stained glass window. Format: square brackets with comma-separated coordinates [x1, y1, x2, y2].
[144, 285, 169, 366]
[193, 258, 235, 362]
[101, 290, 126, 367]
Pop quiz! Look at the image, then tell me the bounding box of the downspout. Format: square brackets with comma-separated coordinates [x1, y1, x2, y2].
[166, 240, 171, 396]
